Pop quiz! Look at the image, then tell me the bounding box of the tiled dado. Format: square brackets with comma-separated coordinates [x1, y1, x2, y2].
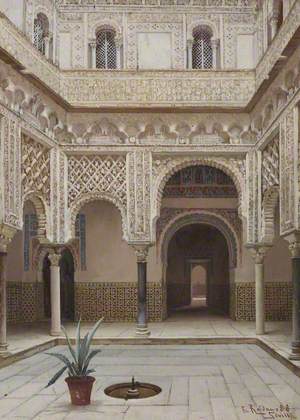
[75, 282, 163, 322]
[234, 282, 292, 321]
[7, 282, 44, 323]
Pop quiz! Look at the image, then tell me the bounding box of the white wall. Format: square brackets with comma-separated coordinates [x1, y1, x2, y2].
[237, 33, 254, 69]
[59, 32, 72, 69]
[138, 32, 172, 70]
[0, 0, 24, 30]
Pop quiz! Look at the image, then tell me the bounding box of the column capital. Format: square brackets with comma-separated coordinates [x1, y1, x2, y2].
[0, 224, 17, 253]
[131, 243, 152, 263]
[89, 39, 97, 48]
[211, 37, 220, 47]
[187, 38, 193, 48]
[246, 243, 271, 263]
[115, 37, 123, 48]
[48, 249, 62, 266]
[284, 232, 300, 258]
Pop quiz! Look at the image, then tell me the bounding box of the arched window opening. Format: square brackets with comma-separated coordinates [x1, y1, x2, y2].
[192, 27, 213, 69]
[277, 0, 284, 30]
[96, 30, 117, 69]
[33, 13, 49, 55]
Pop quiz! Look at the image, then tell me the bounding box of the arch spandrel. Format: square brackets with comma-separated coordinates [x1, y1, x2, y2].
[159, 211, 240, 269]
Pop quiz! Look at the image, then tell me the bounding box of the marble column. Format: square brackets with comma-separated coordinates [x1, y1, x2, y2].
[44, 34, 52, 60]
[0, 251, 8, 354]
[211, 38, 219, 69]
[134, 245, 150, 336]
[249, 245, 270, 335]
[115, 39, 122, 69]
[48, 251, 61, 336]
[89, 40, 97, 69]
[270, 13, 279, 40]
[187, 39, 193, 69]
[285, 233, 300, 360]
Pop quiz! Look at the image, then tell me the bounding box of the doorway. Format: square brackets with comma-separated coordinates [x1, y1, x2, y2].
[166, 223, 230, 316]
[187, 258, 211, 309]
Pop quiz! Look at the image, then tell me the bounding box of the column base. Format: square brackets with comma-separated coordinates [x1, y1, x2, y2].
[50, 330, 61, 337]
[0, 344, 9, 357]
[135, 325, 150, 337]
[289, 341, 300, 360]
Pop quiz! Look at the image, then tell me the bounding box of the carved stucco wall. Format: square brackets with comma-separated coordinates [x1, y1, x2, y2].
[54, 6, 257, 70]
[0, 111, 22, 230]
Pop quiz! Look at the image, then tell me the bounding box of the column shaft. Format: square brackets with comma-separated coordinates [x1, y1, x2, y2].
[137, 262, 147, 330]
[187, 42, 193, 69]
[0, 252, 8, 353]
[90, 43, 96, 69]
[255, 261, 265, 335]
[290, 256, 300, 359]
[48, 253, 61, 336]
[134, 245, 151, 336]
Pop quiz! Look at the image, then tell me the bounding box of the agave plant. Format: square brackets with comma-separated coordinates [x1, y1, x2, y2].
[45, 318, 103, 387]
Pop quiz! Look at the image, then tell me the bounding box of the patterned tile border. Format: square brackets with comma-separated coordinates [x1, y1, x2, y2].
[7, 282, 44, 323]
[75, 282, 164, 322]
[6, 281, 292, 323]
[234, 282, 292, 321]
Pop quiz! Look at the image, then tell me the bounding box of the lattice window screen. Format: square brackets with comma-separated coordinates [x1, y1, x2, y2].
[24, 214, 38, 271]
[75, 213, 86, 271]
[192, 29, 213, 69]
[34, 19, 45, 54]
[96, 31, 117, 69]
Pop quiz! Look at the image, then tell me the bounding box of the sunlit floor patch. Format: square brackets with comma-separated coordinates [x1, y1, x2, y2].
[0, 344, 299, 419]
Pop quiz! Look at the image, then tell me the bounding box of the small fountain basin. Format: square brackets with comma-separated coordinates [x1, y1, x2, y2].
[104, 378, 161, 400]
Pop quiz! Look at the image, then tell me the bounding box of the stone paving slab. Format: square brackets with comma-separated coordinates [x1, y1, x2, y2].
[0, 344, 299, 420]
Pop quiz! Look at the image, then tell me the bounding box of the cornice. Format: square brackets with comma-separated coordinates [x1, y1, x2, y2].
[61, 144, 251, 154]
[56, 0, 257, 10]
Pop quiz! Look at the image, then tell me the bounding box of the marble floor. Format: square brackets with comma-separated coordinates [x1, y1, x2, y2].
[4, 309, 298, 369]
[0, 344, 299, 419]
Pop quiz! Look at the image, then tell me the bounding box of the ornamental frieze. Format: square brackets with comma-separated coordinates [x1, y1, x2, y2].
[62, 72, 255, 107]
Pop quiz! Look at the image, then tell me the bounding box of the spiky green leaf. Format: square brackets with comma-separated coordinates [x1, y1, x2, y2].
[61, 325, 77, 364]
[77, 332, 89, 372]
[75, 318, 81, 361]
[86, 318, 103, 351]
[82, 349, 101, 375]
[45, 365, 67, 388]
[46, 352, 76, 376]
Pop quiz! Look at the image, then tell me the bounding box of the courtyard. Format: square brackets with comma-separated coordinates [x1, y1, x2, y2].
[0, 312, 299, 420]
[0, 0, 300, 418]
[0, 342, 299, 419]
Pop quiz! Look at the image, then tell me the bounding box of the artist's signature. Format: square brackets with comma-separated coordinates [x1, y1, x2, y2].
[241, 404, 296, 419]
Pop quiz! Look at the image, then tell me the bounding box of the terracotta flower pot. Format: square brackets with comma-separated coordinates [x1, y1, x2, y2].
[65, 376, 95, 405]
